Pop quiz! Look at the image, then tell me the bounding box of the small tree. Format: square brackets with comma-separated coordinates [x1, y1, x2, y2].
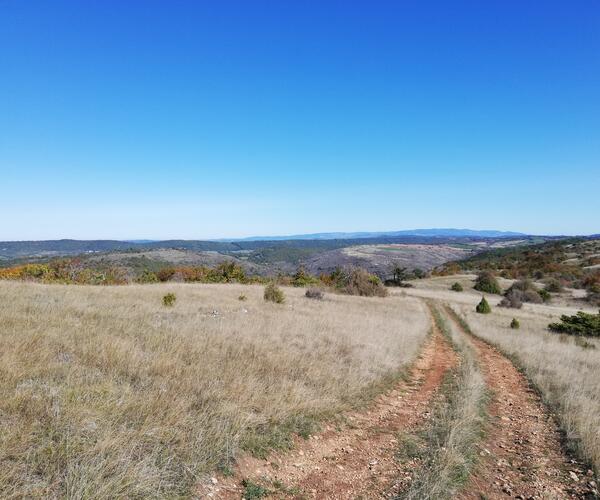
[292, 266, 317, 287]
[510, 318, 520, 329]
[385, 264, 410, 287]
[412, 268, 426, 279]
[474, 271, 502, 295]
[451, 282, 463, 292]
[548, 310, 600, 337]
[476, 296, 491, 314]
[264, 282, 285, 304]
[162, 293, 176, 307]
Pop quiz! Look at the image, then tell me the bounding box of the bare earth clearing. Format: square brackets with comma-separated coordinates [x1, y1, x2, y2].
[303, 244, 473, 276]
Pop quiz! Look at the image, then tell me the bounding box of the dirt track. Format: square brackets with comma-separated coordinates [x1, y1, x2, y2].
[446, 309, 597, 500]
[199, 303, 598, 499]
[199, 326, 457, 499]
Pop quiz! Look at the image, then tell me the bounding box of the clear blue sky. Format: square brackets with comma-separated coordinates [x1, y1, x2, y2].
[1, 1, 599, 239]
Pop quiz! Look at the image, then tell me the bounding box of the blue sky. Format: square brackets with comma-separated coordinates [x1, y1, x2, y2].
[1, 1, 599, 239]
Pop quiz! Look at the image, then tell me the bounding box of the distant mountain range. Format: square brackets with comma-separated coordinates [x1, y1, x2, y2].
[223, 228, 528, 242]
[3, 229, 573, 264]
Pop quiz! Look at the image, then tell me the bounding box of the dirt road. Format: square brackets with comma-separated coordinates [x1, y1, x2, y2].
[445, 307, 596, 499]
[199, 327, 457, 499]
[199, 303, 597, 499]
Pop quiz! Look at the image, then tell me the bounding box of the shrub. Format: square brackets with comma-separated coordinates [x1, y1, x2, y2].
[538, 288, 551, 303]
[450, 282, 463, 292]
[305, 287, 324, 300]
[241, 479, 269, 499]
[336, 268, 388, 297]
[476, 297, 491, 314]
[499, 289, 523, 309]
[215, 261, 247, 283]
[162, 293, 176, 307]
[501, 280, 545, 307]
[264, 282, 285, 304]
[548, 310, 600, 337]
[523, 289, 544, 304]
[544, 278, 564, 293]
[238, 294, 247, 301]
[588, 290, 600, 307]
[473, 271, 502, 295]
[584, 271, 600, 306]
[292, 266, 318, 287]
[412, 268, 426, 279]
[137, 270, 158, 283]
[510, 318, 520, 329]
[157, 267, 176, 282]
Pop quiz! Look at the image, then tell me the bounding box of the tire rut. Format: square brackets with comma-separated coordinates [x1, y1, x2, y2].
[199, 326, 457, 499]
[445, 307, 596, 499]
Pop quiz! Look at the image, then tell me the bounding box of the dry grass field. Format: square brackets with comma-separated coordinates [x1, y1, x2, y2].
[403, 275, 600, 475]
[0, 281, 428, 498]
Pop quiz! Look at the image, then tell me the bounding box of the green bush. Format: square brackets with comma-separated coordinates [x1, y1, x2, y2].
[241, 479, 269, 499]
[538, 288, 551, 302]
[510, 318, 520, 329]
[162, 293, 176, 307]
[292, 266, 318, 287]
[548, 310, 600, 337]
[215, 261, 247, 283]
[473, 272, 502, 295]
[264, 282, 285, 304]
[412, 268, 426, 279]
[450, 282, 463, 292]
[238, 294, 247, 301]
[476, 296, 491, 314]
[137, 269, 158, 283]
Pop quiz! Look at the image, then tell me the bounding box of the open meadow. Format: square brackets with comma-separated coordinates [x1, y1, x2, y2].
[0, 281, 429, 498]
[1, 274, 599, 498]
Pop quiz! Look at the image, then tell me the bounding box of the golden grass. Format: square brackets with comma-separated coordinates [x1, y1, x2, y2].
[0, 281, 428, 498]
[403, 276, 600, 474]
